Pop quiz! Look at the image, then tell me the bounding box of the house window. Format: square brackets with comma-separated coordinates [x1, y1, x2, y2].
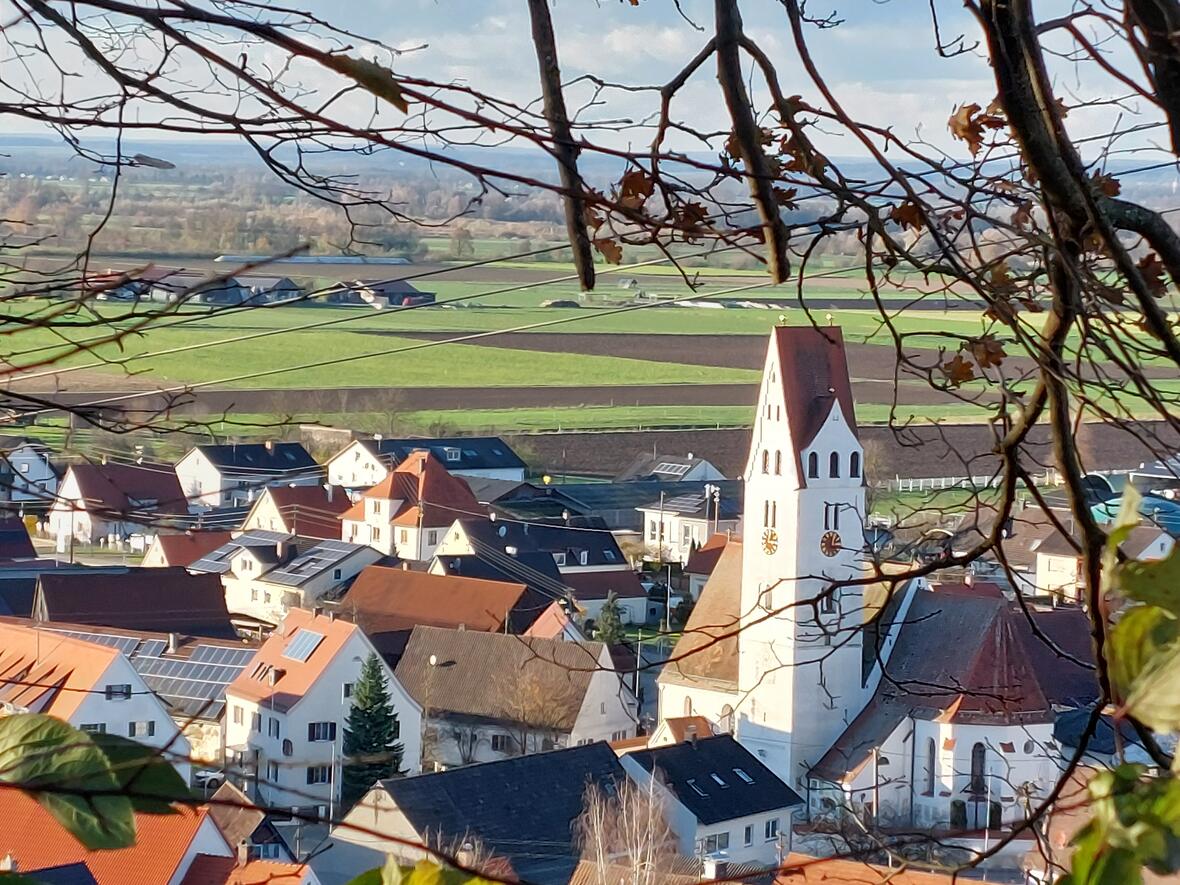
[251, 589, 259, 602]
[647, 521, 657, 542]
[372, 527, 381, 542]
[774, 450, 782, 475]
[743, 825, 753, 846]
[821, 588, 837, 614]
[924, 737, 937, 795]
[765, 818, 779, 841]
[399, 529, 408, 544]
[308, 721, 337, 742]
[600, 702, 606, 714]
[969, 742, 987, 794]
[343, 683, 354, 700]
[263, 591, 271, 604]
[850, 451, 861, 478]
[808, 452, 819, 478]
[554, 552, 567, 566]
[444, 447, 461, 462]
[267, 761, 280, 784]
[306, 765, 332, 785]
[18, 464, 28, 475]
[610, 730, 629, 741]
[128, 721, 155, 738]
[829, 451, 840, 478]
[268, 718, 280, 739]
[579, 551, 588, 566]
[79, 723, 106, 734]
[720, 705, 734, 734]
[373, 501, 382, 515]
[491, 734, 510, 753]
[252, 713, 262, 733]
[700, 833, 729, 853]
[282, 739, 294, 757]
[332, 568, 342, 581]
[104, 684, 132, 701]
[233, 706, 244, 726]
[761, 450, 769, 474]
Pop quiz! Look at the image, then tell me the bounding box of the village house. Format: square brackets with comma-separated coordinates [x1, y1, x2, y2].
[0, 622, 193, 782]
[207, 781, 296, 862]
[435, 518, 647, 622]
[39, 621, 257, 765]
[236, 275, 304, 304]
[332, 742, 628, 885]
[241, 484, 350, 540]
[620, 735, 804, 866]
[1034, 524, 1173, 602]
[638, 486, 742, 565]
[335, 565, 553, 660]
[394, 625, 637, 769]
[684, 534, 734, 599]
[0, 515, 35, 560]
[339, 451, 485, 561]
[329, 278, 435, 309]
[142, 530, 234, 568]
[223, 609, 422, 816]
[0, 436, 58, 506]
[189, 531, 382, 626]
[47, 461, 189, 545]
[615, 452, 727, 484]
[175, 442, 321, 510]
[326, 435, 527, 490]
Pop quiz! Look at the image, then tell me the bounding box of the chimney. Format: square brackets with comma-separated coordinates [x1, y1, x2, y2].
[0, 855, 15, 873]
[167, 632, 180, 654]
[312, 605, 323, 618]
[326, 485, 334, 504]
[265, 439, 275, 453]
[702, 857, 728, 881]
[687, 725, 698, 747]
[276, 540, 286, 560]
[237, 839, 250, 866]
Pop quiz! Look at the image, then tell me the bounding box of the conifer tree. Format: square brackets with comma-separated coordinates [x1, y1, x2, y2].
[594, 592, 625, 646]
[342, 652, 403, 808]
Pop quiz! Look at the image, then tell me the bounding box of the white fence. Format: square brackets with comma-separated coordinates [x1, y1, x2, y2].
[884, 470, 1061, 493]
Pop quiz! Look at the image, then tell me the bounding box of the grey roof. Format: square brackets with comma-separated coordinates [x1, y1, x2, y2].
[193, 442, 318, 473]
[264, 539, 370, 587]
[456, 518, 627, 569]
[359, 436, 526, 473]
[394, 625, 615, 731]
[462, 476, 532, 504]
[551, 480, 743, 515]
[431, 550, 571, 603]
[639, 489, 742, 521]
[626, 735, 803, 825]
[379, 742, 627, 885]
[43, 623, 256, 720]
[189, 530, 295, 574]
[615, 453, 723, 482]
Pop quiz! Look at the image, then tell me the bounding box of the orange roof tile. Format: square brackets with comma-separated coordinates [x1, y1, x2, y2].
[0, 623, 121, 719]
[0, 790, 223, 885]
[225, 609, 357, 711]
[180, 855, 313, 885]
[359, 451, 484, 529]
[777, 854, 956, 883]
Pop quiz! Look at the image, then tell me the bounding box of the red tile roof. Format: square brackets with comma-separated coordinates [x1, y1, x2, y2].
[777, 854, 956, 883]
[683, 533, 732, 576]
[226, 608, 357, 712]
[180, 855, 313, 885]
[773, 326, 857, 485]
[561, 569, 647, 600]
[0, 790, 224, 885]
[353, 451, 484, 529]
[152, 531, 234, 567]
[0, 622, 120, 719]
[66, 461, 188, 517]
[248, 485, 349, 540]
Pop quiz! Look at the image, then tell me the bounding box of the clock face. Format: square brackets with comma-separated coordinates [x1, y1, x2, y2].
[761, 528, 779, 555]
[820, 530, 842, 557]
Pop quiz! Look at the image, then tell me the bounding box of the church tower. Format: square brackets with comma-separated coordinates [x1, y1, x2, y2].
[736, 325, 869, 788]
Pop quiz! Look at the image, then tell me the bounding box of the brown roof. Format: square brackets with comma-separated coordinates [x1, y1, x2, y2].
[152, 531, 234, 567]
[0, 622, 120, 719]
[207, 781, 264, 849]
[777, 854, 957, 883]
[338, 565, 551, 657]
[395, 625, 614, 732]
[67, 461, 188, 516]
[774, 326, 857, 485]
[226, 608, 358, 712]
[561, 568, 647, 600]
[1037, 524, 1169, 561]
[684, 533, 732, 576]
[661, 715, 714, 743]
[351, 451, 484, 529]
[34, 567, 236, 638]
[180, 855, 312, 885]
[659, 540, 742, 689]
[248, 485, 349, 539]
[0, 790, 222, 885]
[523, 600, 575, 639]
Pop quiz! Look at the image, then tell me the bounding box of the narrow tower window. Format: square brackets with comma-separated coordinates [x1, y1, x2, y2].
[762, 450, 770, 474]
[850, 451, 861, 478]
[807, 452, 819, 478]
[829, 451, 840, 478]
[774, 451, 782, 475]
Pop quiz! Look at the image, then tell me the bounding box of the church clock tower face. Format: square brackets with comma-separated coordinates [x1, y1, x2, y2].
[761, 527, 779, 555]
[820, 530, 841, 557]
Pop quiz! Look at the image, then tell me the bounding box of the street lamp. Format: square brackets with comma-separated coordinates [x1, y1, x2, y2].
[422, 654, 438, 772]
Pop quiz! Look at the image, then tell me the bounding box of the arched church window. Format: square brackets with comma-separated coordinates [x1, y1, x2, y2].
[683, 697, 693, 717]
[774, 451, 782, 475]
[924, 738, 937, 795]
[808, 452, 819, 478]
[850, 451, 861, 478]
[829, 451, 840, 478]
[720, 705, 734, 734]
[762, 450, 770, 474]
[821, 589, 836, 614]
[969, 742, 987, 794]
[763, 500, 770, 527]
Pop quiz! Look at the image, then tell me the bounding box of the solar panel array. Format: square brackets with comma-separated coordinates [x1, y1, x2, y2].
[664, 493, 707, 514]
[55, 630, 140, 656]
[267, 540, 359, 587]
[653, 462, 692, 476]
[282, 629, 324, 662]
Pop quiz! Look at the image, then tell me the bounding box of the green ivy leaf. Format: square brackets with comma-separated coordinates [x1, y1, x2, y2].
[0, 714, 135, 850]
[90, 733, 188, 815]
[1118, 546, 1180, 614]
[347, 859, 496, 885]
[1126, 642, 1180, 733]
[1109, 606, 1180, 700]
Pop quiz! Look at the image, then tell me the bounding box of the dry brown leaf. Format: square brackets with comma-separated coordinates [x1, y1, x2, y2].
[618, 169, 655, 210]
[942, 354, 977, 386]
[969, 335, 1006, 369]
[889, 201, 925, 231]
[1090, 170, 1121, 197]
[772, 186, 798, 209]
[1138, 252, 1167, 296]
[948, 102, 1004, 156]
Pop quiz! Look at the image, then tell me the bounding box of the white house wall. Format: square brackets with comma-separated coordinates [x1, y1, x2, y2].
[166, 815, 233, 885]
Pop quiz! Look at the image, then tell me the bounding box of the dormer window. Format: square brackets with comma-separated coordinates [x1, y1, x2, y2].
[850, 451, 861, 478]
[807, 452, 819, 479]
[444, 447, 461, 462]
[829, 452, 840, 478]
